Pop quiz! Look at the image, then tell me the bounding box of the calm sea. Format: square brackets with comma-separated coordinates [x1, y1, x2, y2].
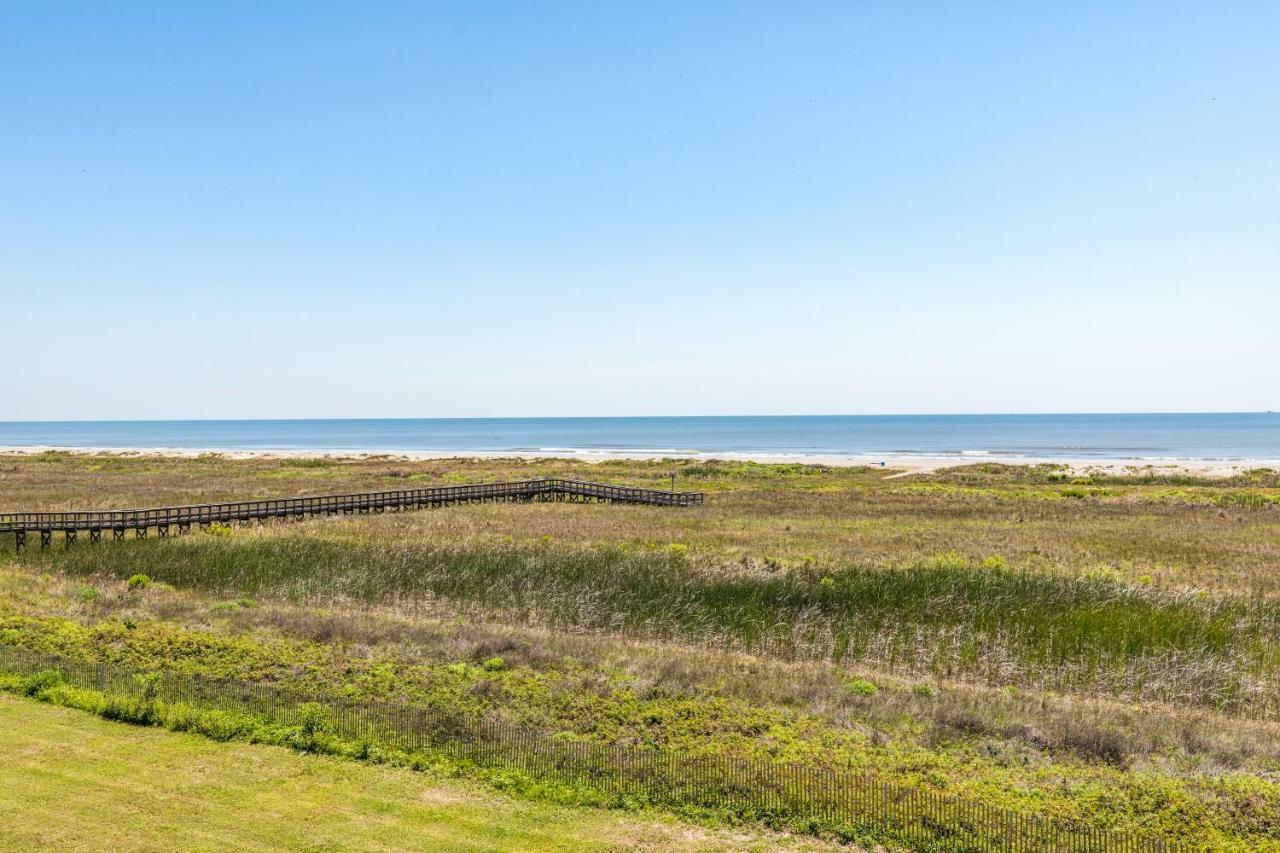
[0, 414, 1277, 460]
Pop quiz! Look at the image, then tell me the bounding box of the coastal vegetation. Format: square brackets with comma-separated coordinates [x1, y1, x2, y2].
[2, 452, 1279, 848]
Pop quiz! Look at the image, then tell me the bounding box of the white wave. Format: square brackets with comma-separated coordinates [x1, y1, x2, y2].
[536, 447, 703, 456]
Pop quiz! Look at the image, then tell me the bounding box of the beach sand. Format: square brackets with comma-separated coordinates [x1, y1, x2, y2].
[1, 445, 1276, 478]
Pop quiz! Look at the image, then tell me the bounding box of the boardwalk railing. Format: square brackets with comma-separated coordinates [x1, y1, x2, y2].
[0, 479, 703, 549]
[0, 644, 1174, 852]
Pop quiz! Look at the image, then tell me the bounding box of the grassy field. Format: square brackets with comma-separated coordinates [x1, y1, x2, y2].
[0, 693, 827, 852]
[2, 452, 1280, 848]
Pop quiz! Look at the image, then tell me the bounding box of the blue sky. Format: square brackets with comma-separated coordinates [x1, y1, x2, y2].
[2, 2, 1277, 419]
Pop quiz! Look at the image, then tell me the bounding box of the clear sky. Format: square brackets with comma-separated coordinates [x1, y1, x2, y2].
[2, 2, 1277, 420]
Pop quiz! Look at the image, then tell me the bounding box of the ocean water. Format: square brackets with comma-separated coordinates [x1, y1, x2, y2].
[0, 414, 1277, 461]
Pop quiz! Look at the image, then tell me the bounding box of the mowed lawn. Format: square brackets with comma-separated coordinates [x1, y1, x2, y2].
[0, 695, 826, 853]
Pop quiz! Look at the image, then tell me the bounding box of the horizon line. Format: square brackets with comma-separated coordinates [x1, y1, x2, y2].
[0, 411, 1276, 425]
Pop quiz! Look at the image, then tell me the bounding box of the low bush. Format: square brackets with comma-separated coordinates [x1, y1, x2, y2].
[846, 678, 878, 696]
[21, 669, 64, 697]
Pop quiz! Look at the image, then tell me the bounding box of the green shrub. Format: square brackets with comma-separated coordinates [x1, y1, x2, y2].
[76, 586, 99, 602]
[294, 702, 333, 751]
[161, 701, 200, 732]
[481, 656, 505, 672]
[95, 673, 165, 726]
[135, 672, 161, 702]
[1214, 492, 1278, 509]
[280, 458, 336, 469]
[101, 694, 154, 725]
[127, 574, 150, 590]
[40, 683, 107, 715]
[846, 678, 878, 696]
[194, 708, 252, 741]
[21, 669, 64, 697]
[205, 523, 232, 537]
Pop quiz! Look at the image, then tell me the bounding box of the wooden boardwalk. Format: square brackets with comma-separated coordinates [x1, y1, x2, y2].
[0, 479, 703, 550]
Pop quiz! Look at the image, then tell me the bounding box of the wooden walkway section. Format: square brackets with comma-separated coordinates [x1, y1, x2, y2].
[0, 479, 703, 551]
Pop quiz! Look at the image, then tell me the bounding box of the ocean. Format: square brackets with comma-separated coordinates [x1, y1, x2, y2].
[0, 414, 1277, 461]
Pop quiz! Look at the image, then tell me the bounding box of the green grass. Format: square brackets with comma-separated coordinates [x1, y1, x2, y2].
[0, 693, 825, 852]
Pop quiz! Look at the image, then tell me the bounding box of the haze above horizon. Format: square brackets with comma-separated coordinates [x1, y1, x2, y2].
[3, 3, 1277, 420]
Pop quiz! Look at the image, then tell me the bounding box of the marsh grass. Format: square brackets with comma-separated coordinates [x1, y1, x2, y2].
[28, 531, 1280, 714]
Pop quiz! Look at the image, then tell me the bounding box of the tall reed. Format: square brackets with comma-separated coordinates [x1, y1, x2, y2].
[31, 535, 1279, 714]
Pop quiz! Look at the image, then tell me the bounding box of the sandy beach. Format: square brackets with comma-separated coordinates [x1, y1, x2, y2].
[2, 445, 1276, 478]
